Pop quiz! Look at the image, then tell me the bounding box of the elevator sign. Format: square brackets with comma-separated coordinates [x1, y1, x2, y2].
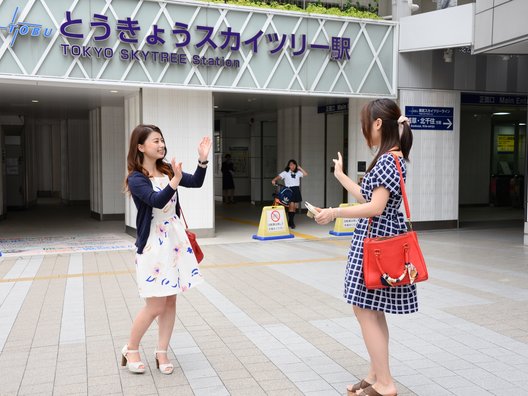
[405, 106, 454, 131]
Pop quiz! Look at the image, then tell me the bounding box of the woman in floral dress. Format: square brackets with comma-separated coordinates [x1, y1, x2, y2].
[122, 124, 211, 375]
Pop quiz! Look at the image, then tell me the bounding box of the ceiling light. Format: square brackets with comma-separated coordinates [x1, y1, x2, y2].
[214, 105, 219, 109]
[31, 99, 39, 103]
[492, 112, 510, 116]
[519, 123, 526, 126]
[110, 90, 119, 93]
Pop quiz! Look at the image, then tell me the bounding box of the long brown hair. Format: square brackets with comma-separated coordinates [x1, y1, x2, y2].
[124, 124, 174, 190]
[361, 99, 413, 173]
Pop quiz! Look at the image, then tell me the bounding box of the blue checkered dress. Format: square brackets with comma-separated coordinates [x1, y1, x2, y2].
[344, 153, 418, 314]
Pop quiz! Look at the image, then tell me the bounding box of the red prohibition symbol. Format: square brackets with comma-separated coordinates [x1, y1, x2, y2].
[270, 210, 281, 222]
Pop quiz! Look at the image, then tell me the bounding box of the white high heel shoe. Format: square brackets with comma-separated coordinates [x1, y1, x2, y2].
[154, 350, 174, 375]
[121, 345, 146, 374]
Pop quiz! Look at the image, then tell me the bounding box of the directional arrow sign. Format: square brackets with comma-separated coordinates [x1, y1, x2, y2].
[405, 106, 454, 131]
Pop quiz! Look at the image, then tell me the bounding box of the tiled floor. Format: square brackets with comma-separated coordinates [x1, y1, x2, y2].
[0, 203, 527, 395]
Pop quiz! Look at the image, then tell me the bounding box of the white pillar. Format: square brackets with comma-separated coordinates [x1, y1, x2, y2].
[125, 88, 214, 236]
[89, 106, 126, 220]
[348, 98, 372, 203]
[392, 0, 412, 21]
[525, 112, 528, 246]
[0, 126, 4, 218]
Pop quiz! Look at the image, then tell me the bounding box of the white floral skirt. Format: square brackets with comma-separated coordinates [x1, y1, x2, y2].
[135, 213, 203, 298]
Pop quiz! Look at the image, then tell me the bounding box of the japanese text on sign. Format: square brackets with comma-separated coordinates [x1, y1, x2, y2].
[405, 106, 454, 131]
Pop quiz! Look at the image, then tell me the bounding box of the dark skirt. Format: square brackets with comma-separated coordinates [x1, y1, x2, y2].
[290, 186, 302, 203]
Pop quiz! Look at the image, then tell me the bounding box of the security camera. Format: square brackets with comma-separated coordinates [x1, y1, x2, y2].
[443, 48, 453, 63]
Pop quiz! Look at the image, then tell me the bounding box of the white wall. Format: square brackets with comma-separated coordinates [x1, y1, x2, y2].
[300, 106, 325, 208]
[326, 113, 345, 207]
[347, 97, 375, 203]
[399, 89, 460, 222]
[90, 108, 101, 214]
[400, 4, 474, 52]
[399, 50, 528, 93]
[474, 0, 528, 53]
[101, 107, 125, 213]
[0, 127, 3, 217]
[90, 106, 126, 217]
[138, 88, 214, 233]
[124, 92, 141, 229]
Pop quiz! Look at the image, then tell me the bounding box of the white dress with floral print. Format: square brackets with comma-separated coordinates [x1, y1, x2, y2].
[135, 175, 203, 298]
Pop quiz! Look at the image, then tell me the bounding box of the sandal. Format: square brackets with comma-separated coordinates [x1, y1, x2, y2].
[358, 385, 397, 396]
[347, 379, 372, 395]
[121, 345, 146, 374]
[154, 350, 174, 375]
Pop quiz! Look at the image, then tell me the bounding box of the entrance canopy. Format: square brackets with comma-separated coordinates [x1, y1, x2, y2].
[0, 0, 396, 98]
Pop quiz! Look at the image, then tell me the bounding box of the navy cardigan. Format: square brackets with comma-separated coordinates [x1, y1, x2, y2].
[128, 165, 206, 254]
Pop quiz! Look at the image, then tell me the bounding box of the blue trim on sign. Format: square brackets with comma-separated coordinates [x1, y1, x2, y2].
[329, 231, 355, 236]
[252, 234, 295, 241]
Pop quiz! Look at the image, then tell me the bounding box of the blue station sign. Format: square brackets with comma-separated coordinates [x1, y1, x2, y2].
[405, 106, 454, 131]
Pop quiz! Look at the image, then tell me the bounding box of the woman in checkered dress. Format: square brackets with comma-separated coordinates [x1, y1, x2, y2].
[315, 99, 415, 396]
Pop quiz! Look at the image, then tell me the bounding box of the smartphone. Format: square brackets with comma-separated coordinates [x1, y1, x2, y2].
[305, 201, 319, 218]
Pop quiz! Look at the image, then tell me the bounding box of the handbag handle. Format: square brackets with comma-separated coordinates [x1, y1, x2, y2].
[367, 152, 412, 237]
[179, 208, 189, 229]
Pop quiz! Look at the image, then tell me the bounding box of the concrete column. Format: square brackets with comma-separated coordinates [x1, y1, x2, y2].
[124, 88, 214, 236]
[0, 126, 4, 218]
[525, 111, 528, 246]
[392, 0, 412, 21]
[89, 106, 125, 220]
[347, 98, 372, 203]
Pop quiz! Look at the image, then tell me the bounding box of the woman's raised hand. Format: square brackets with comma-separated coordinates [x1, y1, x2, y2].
[333, 152, 344, 178]
[198, 137, 212, 161]
[170, 158, 183, 189]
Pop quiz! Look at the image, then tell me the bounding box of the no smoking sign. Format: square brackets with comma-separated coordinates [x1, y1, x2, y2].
[270, 210, 281, 222]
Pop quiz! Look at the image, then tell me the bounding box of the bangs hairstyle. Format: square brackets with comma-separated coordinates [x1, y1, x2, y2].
[124, 124, 174, 190]
[361, 99, 413, 173]
[284, 159, 298, 172]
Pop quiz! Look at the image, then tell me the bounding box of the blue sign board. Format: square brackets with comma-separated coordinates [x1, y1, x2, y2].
[405, 106, 453, 131]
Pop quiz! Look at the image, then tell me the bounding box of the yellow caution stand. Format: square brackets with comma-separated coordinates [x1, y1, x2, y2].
[252, 205, 294, 240]
[329, 203, 359, 236]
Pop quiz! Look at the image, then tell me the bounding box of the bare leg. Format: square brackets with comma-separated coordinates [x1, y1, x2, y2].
[156, 295, 177, 365]
[352, 306, 397, 395]
[126, 297, 167, 365]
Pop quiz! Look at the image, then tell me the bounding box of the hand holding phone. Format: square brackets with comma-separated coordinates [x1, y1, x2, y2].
[305, 201, 319, 218]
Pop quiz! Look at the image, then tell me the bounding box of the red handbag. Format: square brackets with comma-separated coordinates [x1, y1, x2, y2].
[363, 153, 428, 289]
[180, 209, 204, 264]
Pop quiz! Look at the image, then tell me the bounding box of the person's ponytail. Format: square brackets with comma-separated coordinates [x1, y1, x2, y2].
[399, 122, 413, 160]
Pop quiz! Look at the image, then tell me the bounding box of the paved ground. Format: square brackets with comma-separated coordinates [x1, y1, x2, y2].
[0, 203, 527, 395]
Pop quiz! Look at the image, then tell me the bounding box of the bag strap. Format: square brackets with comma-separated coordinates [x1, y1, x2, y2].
[367, 152, 412, 237]
[390, 152, 411, 224]
[180, 208, 189, 229]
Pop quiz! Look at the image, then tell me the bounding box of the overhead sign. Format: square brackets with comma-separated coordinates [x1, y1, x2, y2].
[461, 93, 527, 106]
[317, 103, 348, 114]
[0, 0, 397, 97]
[405, 106, 454, 131]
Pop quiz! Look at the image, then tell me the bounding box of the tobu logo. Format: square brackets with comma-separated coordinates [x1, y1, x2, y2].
[0, 7, 53, 47]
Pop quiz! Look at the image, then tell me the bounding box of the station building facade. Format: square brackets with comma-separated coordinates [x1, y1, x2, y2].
[0, 0, 526, 245]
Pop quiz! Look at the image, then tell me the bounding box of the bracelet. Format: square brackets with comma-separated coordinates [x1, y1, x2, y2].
[198, 159, 209, 165]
